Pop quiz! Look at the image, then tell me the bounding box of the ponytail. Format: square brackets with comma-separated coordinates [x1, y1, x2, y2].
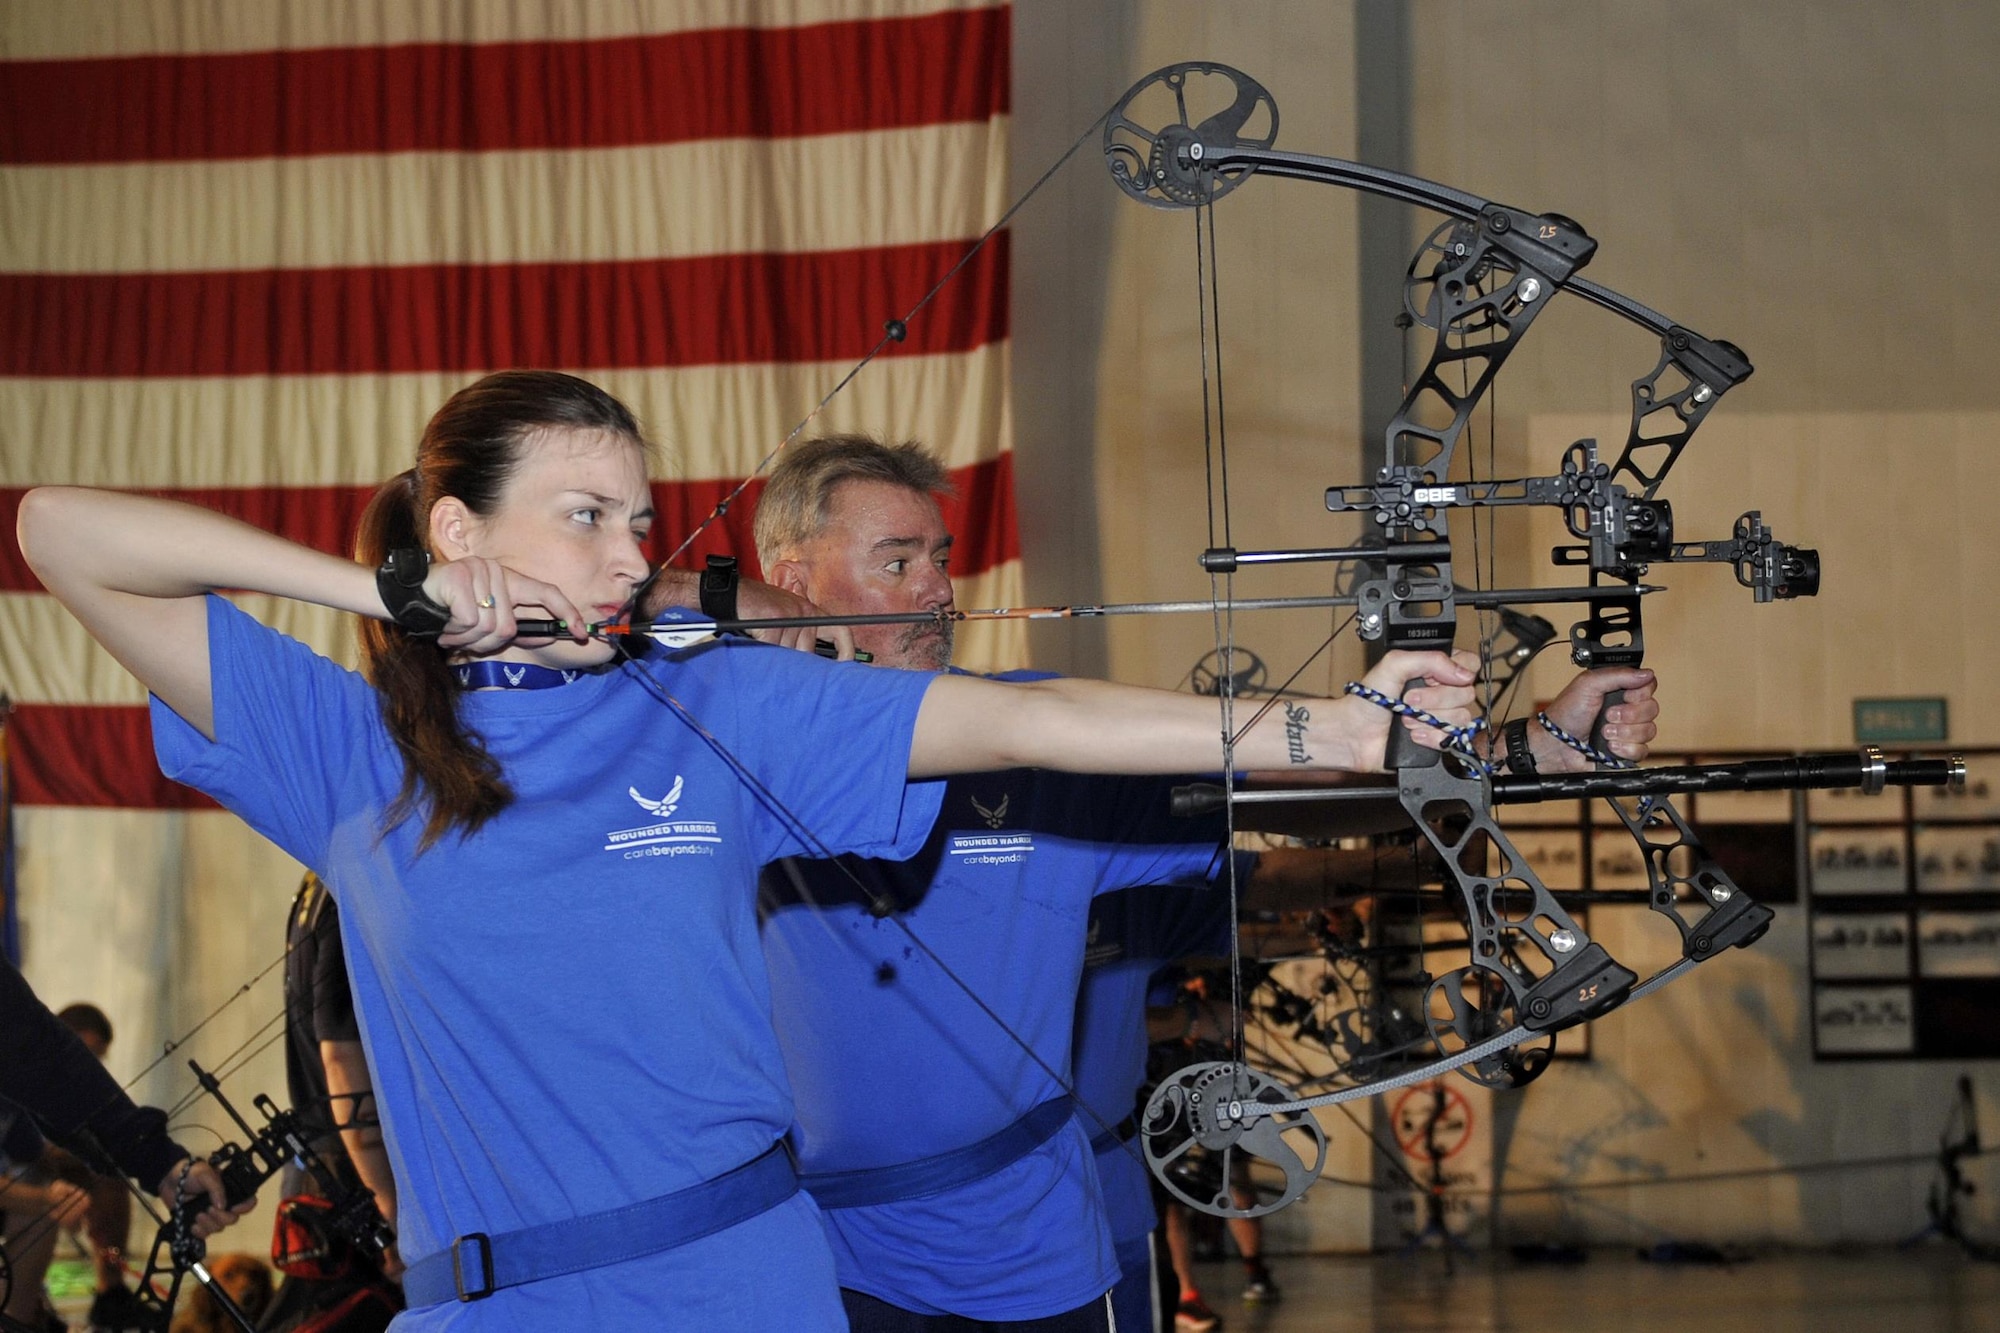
[356, 470, 510, 850]
[355, 371, 648, 850]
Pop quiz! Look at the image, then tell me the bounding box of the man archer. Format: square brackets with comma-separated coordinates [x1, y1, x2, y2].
[648, 435, 1658, 1332]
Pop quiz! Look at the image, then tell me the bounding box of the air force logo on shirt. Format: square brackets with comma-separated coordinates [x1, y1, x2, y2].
[949, 791, 1033, 865]
[629, 777, 683, 819]
[604, 776, 722, 860]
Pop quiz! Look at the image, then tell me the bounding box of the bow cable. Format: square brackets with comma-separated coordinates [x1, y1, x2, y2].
[658, 108, 1116, 572]
[1191, 190, 1252, 1075]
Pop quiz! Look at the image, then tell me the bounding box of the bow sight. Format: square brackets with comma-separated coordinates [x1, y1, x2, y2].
[1105, 61, 1948, 1221]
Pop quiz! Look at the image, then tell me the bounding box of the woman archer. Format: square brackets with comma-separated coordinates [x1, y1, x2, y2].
[18, 370, 1475, 1330]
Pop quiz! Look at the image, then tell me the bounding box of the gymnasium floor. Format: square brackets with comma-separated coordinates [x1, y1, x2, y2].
[1180, 1247, 2000, 1333]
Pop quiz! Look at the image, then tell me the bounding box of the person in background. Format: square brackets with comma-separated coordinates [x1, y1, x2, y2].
[48, 1003, 143, 1327]
[742, 437, 1254, 1331]
[1, 1131, 88, 1333]
[0, 962, 247, 1332]
[256, 873, 402, 1333]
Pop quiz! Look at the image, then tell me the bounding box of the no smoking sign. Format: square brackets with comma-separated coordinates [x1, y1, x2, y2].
[1391, 1083, 1475, 1161]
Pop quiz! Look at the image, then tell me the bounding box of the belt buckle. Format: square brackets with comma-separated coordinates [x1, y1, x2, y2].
[451, 1232, 495, 1302]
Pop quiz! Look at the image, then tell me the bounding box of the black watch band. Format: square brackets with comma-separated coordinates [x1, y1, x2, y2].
[1503, 716, 1538, 775]
[376, 549, 452, 640]
[699, 554, 740, 627]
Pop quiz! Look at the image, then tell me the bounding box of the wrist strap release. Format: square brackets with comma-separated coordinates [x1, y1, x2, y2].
[1502, 716, 1538, 775]
[700, 555, 740, 627]
[377, 549, 452, 640]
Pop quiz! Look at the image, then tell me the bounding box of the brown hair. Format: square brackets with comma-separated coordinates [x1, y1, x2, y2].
[56, 1001, 112, 1048]
[356, 371, 647, 849]
[752, 434, 953, 567]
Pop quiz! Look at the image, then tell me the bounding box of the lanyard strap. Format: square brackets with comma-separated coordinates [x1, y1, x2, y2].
[452, 661, 587, 691]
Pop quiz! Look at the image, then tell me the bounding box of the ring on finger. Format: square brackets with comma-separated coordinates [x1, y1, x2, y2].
[477, 594, 496, 609]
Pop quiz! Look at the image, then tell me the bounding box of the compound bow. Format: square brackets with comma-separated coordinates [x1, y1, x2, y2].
[116, 1061, 392, 1333]
[1098, 62, 1959, 1219]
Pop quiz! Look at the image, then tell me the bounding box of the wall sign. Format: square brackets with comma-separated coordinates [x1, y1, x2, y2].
[1853, 697, 1948, 744]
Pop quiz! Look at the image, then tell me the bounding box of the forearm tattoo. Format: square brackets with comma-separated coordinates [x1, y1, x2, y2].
[1283, 701, 1314, 765]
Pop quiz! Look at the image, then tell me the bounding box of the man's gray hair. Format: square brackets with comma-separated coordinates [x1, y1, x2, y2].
[753, 434, 954, 567]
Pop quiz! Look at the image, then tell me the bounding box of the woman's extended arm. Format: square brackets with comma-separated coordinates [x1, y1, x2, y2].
[16, 488, 582, 739]
[907, 649, 1478, 779]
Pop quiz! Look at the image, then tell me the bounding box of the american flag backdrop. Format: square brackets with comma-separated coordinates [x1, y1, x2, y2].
[0, 1, 1019, 1104]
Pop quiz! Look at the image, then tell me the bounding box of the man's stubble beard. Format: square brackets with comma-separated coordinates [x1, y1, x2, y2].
[896, 619, 955, 672]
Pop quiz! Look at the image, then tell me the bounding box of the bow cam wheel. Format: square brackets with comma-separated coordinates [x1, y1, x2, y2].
[1105, 63, 1278, 210]
[1140, 1060, 1326, 1219]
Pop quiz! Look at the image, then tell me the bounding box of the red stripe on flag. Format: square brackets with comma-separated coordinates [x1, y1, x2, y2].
[0, 237, 1008, 378]
[0, 9, 1011, 164]
[0, 456, 1019, 591]
[10, 704, 218, 808]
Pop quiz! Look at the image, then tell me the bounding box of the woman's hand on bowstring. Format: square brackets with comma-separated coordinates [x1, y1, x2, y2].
[420, 557, 589, 653]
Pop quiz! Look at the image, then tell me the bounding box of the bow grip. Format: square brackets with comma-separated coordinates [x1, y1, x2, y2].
[1384, 676, 1443, 771]
[1588, 688, 1627, 762]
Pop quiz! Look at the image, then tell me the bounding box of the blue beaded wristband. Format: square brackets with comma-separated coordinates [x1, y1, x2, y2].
[1343, 681, 1496, 776]
[1534, 710, 1633, 770]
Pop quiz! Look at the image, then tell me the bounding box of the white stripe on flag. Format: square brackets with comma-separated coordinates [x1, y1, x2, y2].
[0, 123, 1008, 274]
[0, 346, 1010, 488]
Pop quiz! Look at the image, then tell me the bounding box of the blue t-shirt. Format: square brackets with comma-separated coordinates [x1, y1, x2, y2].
[758, 673, 1231, 1320]
[151, 596, 943, 1331]
[1072, 881, 1236, 1247]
